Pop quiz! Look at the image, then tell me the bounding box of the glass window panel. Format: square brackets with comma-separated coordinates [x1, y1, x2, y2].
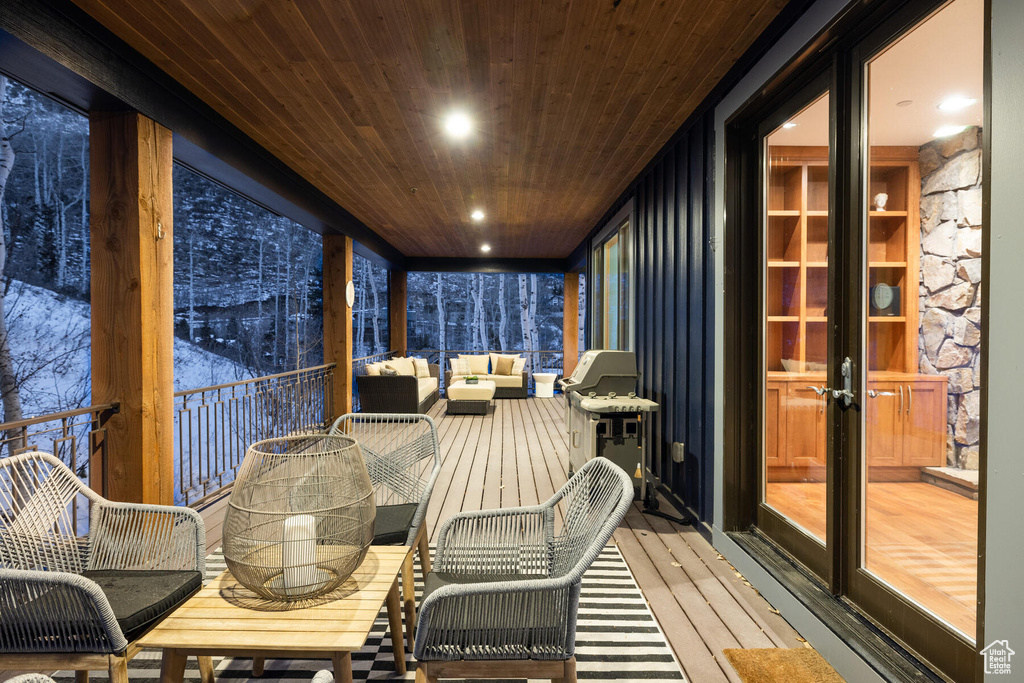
[762, 92, 831, 544]
[861, 0, 982, 639]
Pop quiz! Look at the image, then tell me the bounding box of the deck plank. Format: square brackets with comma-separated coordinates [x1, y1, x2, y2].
[196, 396, 804, 683]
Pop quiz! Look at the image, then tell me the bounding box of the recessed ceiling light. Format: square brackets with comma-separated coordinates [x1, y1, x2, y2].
[938, 96, 977, 112]
[444, 111, 472, 138]
[471, 209, 485, 221]
[480, 244, 491, 253]
[782, 122, 797, 129]
[934, 124, 967, 138]
[896, 99, 913, 107]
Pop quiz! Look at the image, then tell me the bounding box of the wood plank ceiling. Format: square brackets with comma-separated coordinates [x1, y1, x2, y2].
[71, 0, 787, 259]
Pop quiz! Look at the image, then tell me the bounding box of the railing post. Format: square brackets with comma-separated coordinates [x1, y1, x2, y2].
[564, 272, 580, 377]
[89, 111, 174, 505]
[323, 235, 354, 418]
[389, 270, 408, 357]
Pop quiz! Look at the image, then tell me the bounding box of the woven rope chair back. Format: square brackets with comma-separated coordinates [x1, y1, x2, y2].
[551, 458, 633, 578]
[0, 452, 101, 573]
[330, 414, 439, 508]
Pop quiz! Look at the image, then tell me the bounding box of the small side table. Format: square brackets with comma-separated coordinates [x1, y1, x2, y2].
[533, 372, 558, 398]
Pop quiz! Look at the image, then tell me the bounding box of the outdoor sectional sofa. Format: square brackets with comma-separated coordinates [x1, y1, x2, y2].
[445, 353, 528, 399]
[357, 357, 440, 413]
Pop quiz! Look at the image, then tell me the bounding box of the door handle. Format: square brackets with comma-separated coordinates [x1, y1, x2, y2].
[572, 430, 579, 448]
[830, 357, 855, 407]
[806, 385, 828, 396]
[867, 389, 895, 398]
[906, 384, 912, 415]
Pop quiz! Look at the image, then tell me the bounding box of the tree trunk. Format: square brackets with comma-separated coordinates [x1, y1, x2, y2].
[79, 133, 88, 295]
[0, 76, 24, 432]
[529, 274, 540, 373]
[188, 231, 196, 341]
[369, 259, 381, 354]
[498, 274, 508, 351]
[518, 274, 530, 368]
[436, 273, 446, 371]
[355, 258, 366, 357]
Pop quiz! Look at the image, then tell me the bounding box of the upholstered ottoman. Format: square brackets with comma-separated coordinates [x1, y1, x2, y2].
[446, 379, 496, 415]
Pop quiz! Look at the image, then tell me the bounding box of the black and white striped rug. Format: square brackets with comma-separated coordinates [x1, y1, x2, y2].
[53, 546, 685, 683]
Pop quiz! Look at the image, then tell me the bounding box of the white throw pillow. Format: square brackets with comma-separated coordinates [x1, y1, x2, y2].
[459, 354, 490, 375]
[388, 356, 416, 376]
[365, 362, 382, 376]
[450, 357, 469, 375]
[412, 357, 430, 378]
[511, 356, 526, 375]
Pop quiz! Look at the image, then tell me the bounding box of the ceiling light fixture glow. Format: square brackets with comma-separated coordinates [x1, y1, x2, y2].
[934, 124, 967, 138]
[938, 96, 977, 112]
[471, 209, 485, 221]
[480, 244, 491, 253]
[444, 112, 472, 138]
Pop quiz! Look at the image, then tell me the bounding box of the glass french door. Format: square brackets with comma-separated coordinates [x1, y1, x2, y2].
[758, 78, 833, 578]
[752, 0, 982, 678]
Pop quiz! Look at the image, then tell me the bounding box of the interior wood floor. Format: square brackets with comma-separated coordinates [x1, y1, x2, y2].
[767, 481, 978, 636]
[196, 396, 804, 683]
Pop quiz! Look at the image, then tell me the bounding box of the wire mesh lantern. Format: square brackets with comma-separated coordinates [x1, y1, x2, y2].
[222, 434, 376, 600]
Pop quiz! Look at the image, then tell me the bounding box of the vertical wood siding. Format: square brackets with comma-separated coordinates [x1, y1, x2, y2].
[588, 110, 716, 521]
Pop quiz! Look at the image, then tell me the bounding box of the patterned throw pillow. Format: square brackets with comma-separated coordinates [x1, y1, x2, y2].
[380, 365, 399, 377]
[412, 357, 430, 378]
[459, 354, 490, 375]
[450, 357, 469, 376]
[511, 356, 526, 375]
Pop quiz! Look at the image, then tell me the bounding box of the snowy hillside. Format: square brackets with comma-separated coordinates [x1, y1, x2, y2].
[5, 278, 248, 421]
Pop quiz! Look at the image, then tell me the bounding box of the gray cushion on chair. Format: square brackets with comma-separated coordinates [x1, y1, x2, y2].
[373, 503, 418, 545]
[81, 570, 202, 641]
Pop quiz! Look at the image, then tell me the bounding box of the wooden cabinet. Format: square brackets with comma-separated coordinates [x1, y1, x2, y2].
[764, 146, 947, 482]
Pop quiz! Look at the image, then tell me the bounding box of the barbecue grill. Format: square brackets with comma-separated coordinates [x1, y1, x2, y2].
[559, 350, 659, 502]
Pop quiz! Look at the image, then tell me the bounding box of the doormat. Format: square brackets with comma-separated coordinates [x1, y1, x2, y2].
[723, 648, 845, 683]
[52, 545, 686, 683]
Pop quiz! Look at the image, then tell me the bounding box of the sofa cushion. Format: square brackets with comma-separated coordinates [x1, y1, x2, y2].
[412, 358, 431, 378]
[387, 357, 416, 376]
[495, 356, 515, 375]
[365, 362, 382, 376]
[417, 377, 439, 402]
[459, 354, 490, 375]
[373, 503, 418, 545]
[80, 569, 202, 642]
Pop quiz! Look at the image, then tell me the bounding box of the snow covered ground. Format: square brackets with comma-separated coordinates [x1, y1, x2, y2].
[4, 279, 250, 508]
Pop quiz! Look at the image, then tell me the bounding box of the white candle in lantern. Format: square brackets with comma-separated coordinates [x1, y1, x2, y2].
[282, 514, 317, 595]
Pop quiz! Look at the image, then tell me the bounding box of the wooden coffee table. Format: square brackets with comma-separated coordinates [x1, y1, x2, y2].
[139, 545, 411, 683]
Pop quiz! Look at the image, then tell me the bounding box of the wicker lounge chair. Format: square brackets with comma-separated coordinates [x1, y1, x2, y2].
[330, 413, 442, 649]
[412, 457, 633, 683]
[0, 452, 211, 683]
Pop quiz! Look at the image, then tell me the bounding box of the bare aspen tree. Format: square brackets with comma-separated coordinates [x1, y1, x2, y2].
[529, 274, 540, 372]
[498, 274, 508, 351]
[369, 258, 381, 354]
[0, 76, 24, 431]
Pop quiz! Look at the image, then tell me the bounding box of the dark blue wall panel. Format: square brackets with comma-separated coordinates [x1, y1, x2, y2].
[585, 110, 717, 521]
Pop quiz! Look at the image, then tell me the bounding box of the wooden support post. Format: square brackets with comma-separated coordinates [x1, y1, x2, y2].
[89, 112, 174, 505]
[563, 272, 580, 378]
[324, 235, 354, 418]
[389, 270, 408, 356]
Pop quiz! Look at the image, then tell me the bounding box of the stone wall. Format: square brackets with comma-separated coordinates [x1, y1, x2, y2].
[918, 127, 982, 470]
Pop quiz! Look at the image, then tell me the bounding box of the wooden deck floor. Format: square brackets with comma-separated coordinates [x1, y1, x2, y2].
[197, 396, 805, 683]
